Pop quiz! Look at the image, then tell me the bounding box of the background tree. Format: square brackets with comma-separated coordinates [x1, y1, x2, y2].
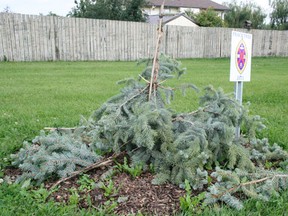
[47, 11, 59, 16]
[2, 6, 12, 13]
[224, 0, 266, 29]
[270, 0, 288, 30]
[187, 7, 225, 27]
[68, 0, 147, 22]
[121, 0, 147, 22]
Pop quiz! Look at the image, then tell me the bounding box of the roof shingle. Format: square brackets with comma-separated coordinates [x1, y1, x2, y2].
[147, 0, 229, 11]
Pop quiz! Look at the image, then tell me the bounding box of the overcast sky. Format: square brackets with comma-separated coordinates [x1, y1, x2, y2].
[0, 0, 271, 17]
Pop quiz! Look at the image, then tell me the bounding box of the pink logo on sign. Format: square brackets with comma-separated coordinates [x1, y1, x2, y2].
[235, 40, 247, 74]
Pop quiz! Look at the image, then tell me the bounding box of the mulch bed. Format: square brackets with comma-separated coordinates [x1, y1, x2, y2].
[4, 158, 189, 216]
[112, 172, 185, 215]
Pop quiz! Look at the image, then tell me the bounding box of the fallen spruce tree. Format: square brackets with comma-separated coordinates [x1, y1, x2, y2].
[10, 2, 288, 210]
[11, 52, 288, 210]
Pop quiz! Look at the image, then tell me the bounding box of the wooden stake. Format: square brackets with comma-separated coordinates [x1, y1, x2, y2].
[148, 0, 165, 101]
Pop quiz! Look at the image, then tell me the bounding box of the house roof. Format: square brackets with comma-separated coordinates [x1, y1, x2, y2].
[148, 14, 175, 25]
[164, 13, 197, 25]
[147, 13, 198, 26]
[147, 0, 229, 11]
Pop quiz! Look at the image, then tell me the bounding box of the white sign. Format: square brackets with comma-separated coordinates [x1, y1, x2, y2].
[230, 31, 252, 82]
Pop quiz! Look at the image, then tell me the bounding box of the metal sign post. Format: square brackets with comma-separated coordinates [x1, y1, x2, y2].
[230, 31, 253, 139]
[234, 81, 243, 138]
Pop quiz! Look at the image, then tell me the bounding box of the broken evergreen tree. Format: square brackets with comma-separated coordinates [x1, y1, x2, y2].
[10, 1, 288, 210]
[11, 53, 288, 210]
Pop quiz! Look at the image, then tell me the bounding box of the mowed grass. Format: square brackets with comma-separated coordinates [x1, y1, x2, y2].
[0, 57, 287, 215]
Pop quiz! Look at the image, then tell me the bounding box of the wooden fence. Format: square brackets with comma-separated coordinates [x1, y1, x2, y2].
[0, 13, 288, 61]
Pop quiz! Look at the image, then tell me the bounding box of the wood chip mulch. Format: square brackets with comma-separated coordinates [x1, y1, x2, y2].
[5, 162, 187, 216]
[112, 172, 185, 215]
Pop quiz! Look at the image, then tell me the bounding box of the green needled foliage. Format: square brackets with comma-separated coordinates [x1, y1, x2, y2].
[11, 129, 102, 184]
[11, 54, 288, 209]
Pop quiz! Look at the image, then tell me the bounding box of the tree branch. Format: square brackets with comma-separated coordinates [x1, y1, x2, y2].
[117, 85, 149, 115]
[50, 152, 125, 190]
[212, 174, 288, 199]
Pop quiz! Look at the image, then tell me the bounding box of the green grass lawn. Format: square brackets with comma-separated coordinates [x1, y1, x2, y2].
[0, 57, 287, 215]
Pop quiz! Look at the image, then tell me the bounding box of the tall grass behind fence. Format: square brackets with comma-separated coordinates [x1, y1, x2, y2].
[0, 13, 288, 61]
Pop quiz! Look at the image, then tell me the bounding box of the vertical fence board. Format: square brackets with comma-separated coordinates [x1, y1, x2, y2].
[19, 14, 26, 61]
[10, 14, 17, 60]
[279, 31, 288, 56]
[35, 16, 41, 60]
[135, 22, 139, 59]
[106, 20, 113, 61]
[114, 20, 120, 60]
[118, 21, 124, 60]
[13, 14, 21, 60]
[94, 19, 99, 60]
[22, 15, 29, 61]
[68, 17, 74, 60]
[0, 13, 4, 60]
[5, 14, 13, 60]
[74, 17, 79, 60]
[87, 18, 92, 60]
[81, 18, 86, 61]
[27, 15, 33, 60]
[38, 16, 44, 60]
[59, 17, 64, 61]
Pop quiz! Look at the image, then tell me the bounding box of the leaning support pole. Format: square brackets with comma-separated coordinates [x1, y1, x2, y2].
[148, 0, 165, 101]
